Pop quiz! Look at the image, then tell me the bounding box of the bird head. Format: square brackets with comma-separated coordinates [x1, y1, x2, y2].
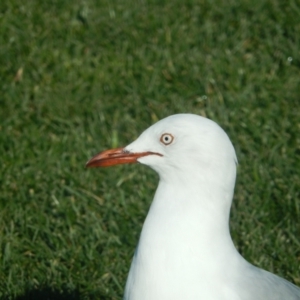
[86, 114, 237, 187]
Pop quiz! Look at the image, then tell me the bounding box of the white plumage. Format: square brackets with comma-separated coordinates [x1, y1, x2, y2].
[86, 114, 300, 300]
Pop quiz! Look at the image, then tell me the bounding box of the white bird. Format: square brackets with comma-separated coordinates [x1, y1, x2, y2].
[86, 114, 300, 300]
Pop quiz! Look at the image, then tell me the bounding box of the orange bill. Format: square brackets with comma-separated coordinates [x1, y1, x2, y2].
[86, 147, 162, 168]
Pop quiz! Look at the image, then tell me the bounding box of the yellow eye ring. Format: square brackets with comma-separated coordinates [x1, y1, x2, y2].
[160, 133, 174, 145]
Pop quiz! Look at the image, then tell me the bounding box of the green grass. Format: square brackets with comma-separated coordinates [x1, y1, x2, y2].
[1, 0, 300, 298]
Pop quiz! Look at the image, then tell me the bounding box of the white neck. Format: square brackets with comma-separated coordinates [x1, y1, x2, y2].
[124, 165, 244, 300]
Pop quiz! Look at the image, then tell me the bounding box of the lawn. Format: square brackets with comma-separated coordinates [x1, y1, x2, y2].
[0, 0, 299, 299]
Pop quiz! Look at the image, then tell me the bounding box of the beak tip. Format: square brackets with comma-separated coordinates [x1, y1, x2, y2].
[85, 158, 94, 168]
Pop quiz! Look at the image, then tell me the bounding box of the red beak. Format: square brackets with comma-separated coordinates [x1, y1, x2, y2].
[86, 147, 162, 168]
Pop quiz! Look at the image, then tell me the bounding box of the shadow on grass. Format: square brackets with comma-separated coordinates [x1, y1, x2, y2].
[13, 287, 80, 300]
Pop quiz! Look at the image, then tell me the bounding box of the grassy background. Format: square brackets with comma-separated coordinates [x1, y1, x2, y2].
[1, 0, 300, 299]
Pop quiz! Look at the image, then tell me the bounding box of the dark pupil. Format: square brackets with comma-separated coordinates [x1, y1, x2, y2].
[164, 136, 169, 141]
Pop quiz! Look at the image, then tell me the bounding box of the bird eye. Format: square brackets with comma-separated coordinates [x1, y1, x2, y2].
[160, 133, 174, 145]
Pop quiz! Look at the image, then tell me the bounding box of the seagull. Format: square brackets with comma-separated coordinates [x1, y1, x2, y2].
[86, 114, 300, 300]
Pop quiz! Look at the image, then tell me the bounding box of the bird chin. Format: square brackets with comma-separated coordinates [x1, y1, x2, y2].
[137, 154, 162, 167]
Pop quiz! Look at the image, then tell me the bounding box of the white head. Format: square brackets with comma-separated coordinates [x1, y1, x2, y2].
[86, 114, 237, 207]
[125, 114, 237, 189]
